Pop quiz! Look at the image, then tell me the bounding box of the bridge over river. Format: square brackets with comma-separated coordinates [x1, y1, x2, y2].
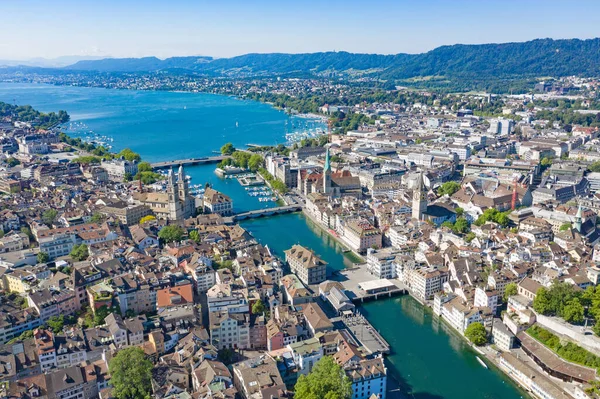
[151, 155, 230, 169]
[223, 205, 302, 224]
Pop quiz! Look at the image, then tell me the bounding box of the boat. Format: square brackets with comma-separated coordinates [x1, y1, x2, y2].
[476, 356, 488, 369]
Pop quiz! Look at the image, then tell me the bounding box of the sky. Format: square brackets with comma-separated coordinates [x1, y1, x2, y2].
[1, 0, 599, 60]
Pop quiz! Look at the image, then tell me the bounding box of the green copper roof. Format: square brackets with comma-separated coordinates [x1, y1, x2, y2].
[324, 147, 331, 172]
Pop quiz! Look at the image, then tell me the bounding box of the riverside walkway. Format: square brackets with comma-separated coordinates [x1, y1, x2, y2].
[223, 205, 302, 224]
[151, 155, 229, 169]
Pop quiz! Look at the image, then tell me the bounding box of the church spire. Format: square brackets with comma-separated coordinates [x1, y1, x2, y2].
[324, 146, 331, 173]
[575, 204, 583, 233]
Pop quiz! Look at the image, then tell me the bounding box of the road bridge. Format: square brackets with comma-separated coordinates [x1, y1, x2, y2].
[151, 156, 229, 169]
[223, 205, 302, 224]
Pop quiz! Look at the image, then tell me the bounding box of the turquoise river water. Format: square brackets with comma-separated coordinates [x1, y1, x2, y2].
[0, 83, 526, 398]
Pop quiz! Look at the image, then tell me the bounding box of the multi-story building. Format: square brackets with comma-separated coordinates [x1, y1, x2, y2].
[288, 337, 323, 375]
[27, 288, 79, 323]
[105, 313, 145, 349]
[492, 319, 515, 351]
[406, 267, 447, 301]
[346, 357, 387, 399]
[203, 187, 233, 215]
[100, 158, 139, 180]
[209, 311, 250, 350]
[34, 329, 57, 372]
[37, 223, 118, 260]
[0, 303, 41, 344]
[366, 248, 399, 279]
[98, 201, 152, 225]
[284, 244, 327, 285]
[233, 355, 286, 399]
[474, 286, 500, 315]
[342, 219, 382, 253]
[206, 283, 249, 314]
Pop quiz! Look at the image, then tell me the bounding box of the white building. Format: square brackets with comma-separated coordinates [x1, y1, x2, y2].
[288, 337, 323, 376]
[101, 158, 138, 180]
[366, 248, 399, 279]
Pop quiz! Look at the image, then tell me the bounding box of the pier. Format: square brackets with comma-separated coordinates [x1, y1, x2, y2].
[151, 156, 230, 169]
[223, 205, 302, 223]
[341, 311, 390, 355]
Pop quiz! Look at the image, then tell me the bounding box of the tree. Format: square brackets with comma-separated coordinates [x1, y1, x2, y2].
[158, 225, 185, 243]
[503, 282, 518, 302]
[465, 322, 487, 346]
[6, 157, 20, 167]
[117, 148, 142, 162]
[189, 230, 201, 243]
[47, 315, 65, 333]
[70, 244, 89, 261]
[139, 215, 156, 224]
[294, 356, 352, 399]
[20, 227, 33, 241]
[137, 161, 152, 172]
[559, 222, 572, 231]
[437, 181, 461, 196]
[563, 298, 585, 324]
[109, 347, 153, 399]
[42, 209, 58, 227]
[533, 287, 552, 314]
[220, 142, 235, 155]
[465, 233, 476, 243]
[248, 154, 264, 172]
[252, 300, 265, 315]
[590, 161, 600, 173]
[541, 157, 553, 167]
[123, 172, 133, 182]
[453, 217, 470, 234]
[455, 207, 464, 217]
[94, 305, 113, 326]
[91, 213, 104, 223]
[37, 252, 50, 264]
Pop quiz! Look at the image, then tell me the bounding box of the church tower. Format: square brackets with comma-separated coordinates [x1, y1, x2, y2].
[323, 147, 332, 194]
[177, 164, 189, 200]
[412, 171, 428, 220]
[167, 168, 179, 219]
[574, 204, 583, 233]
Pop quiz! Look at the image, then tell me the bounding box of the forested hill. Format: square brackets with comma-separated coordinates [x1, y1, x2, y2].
[63, 38, 600, 79]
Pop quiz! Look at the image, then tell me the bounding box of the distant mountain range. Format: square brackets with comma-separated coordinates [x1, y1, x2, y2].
[58, 38, 600, 80]
[0, 55, 105, 68]
[4, 38, 600, 82]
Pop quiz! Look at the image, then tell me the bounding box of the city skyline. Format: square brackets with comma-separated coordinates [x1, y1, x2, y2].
[2, 0, 600, 60]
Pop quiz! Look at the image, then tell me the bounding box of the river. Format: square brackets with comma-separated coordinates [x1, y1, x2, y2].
[0, 82, 525, 398]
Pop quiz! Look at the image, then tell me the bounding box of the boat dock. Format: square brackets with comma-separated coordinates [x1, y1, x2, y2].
[151, 155, 230, 169]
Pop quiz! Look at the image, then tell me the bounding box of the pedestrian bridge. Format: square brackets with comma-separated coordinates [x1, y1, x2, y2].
[224, 205, 302, 223]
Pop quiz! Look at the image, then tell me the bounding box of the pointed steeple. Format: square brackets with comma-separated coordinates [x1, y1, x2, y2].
[324, 146, 331, 173]
[574, 204, 583, 233]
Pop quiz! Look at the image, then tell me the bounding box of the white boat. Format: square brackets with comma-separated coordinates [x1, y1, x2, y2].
[476, 356, 488, 369]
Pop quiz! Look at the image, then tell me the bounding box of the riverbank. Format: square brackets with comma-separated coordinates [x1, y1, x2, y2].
[301, 207, 365, 265]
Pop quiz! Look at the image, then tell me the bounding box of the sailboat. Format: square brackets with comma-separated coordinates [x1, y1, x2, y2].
[236, 121, 239, 128]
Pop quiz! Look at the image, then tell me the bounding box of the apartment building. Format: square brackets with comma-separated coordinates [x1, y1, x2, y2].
[284, 244, 327, 285]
